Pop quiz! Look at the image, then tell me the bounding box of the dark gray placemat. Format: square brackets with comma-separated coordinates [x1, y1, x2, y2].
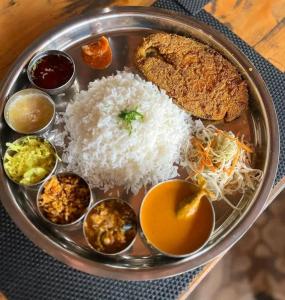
[0, 203, 201, 300]
[1, 1, 284, 300]
[176, 0, 210, 14]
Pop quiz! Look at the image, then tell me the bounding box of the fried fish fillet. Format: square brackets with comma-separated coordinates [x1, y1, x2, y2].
[135, 33, 248, 121]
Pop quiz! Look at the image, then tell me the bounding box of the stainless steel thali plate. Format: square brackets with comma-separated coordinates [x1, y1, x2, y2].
[0, 7, 279, 280]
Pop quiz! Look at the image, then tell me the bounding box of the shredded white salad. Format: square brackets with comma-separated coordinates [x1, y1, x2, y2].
[184, 121, 263, 210]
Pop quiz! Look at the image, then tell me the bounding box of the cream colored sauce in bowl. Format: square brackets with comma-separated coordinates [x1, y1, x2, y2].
[4, 89, 54, 134]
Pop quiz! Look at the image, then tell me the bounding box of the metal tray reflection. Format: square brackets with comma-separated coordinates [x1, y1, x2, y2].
[0, 7, 279, 280]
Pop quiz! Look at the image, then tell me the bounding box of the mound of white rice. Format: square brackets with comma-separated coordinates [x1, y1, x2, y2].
[63, 71, 191, 193]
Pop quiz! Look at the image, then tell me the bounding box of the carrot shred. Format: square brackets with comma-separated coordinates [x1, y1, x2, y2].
[215, 129, 253, 153]
[191, 128, 253, 177]
[225, 148, 241, 176]
[191, 137, 217, 172]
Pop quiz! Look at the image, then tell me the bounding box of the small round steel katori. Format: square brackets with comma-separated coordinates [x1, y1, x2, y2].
[27, 50, 76, 95]
[0, 7, 279, 280]
[3, 136, 58, 187]
[4, 88, 56, 135]
[83, 198, 137, 256]
[36, 172, 93, 227]
[139, 179, 215, 258]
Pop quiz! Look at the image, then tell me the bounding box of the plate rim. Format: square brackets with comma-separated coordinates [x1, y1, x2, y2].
[0, 6, 280, 280]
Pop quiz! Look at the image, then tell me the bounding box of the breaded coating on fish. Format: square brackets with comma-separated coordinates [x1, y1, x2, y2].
[135, 33, 248, 121]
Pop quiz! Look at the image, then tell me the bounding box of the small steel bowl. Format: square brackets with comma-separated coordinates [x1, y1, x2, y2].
[37, 172, 93, 227]
[139, 179, 215, 258]
[3, 136, 58, 187]
[4, 88, 55, 135]
[27, 50, 76, 95]
[83, 198, 137, 256]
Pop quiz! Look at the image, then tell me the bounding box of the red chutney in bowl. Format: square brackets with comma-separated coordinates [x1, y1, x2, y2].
[31, 54, 74, 89]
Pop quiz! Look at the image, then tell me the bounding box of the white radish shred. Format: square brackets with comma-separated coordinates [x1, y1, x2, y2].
[62, 71, 192, 193]
[184, 121, 263, 209]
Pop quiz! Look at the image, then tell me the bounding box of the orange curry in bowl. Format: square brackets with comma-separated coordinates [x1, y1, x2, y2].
[140, 180, 214, 257]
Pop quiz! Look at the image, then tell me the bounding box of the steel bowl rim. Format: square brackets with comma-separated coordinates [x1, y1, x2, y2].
[36, 171, 94, 227]
[83, 197, 138, 256]
[3, 135, 58, 187]
[0, 6, 279, 280]
[3, 88, 56, 135]
[139, 179, 215, 258]
[27, 49, 76, 95]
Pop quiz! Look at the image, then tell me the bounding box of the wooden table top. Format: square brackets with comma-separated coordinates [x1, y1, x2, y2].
[205, 0, 285, 73]
[0, 0, 155, 80]
[0, 1, 284, 299]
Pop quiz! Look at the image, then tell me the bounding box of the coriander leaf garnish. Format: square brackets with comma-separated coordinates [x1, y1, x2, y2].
[118, 109, 144, 134]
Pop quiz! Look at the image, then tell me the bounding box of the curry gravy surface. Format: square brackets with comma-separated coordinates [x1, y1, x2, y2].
[140, 180, 213, 255]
